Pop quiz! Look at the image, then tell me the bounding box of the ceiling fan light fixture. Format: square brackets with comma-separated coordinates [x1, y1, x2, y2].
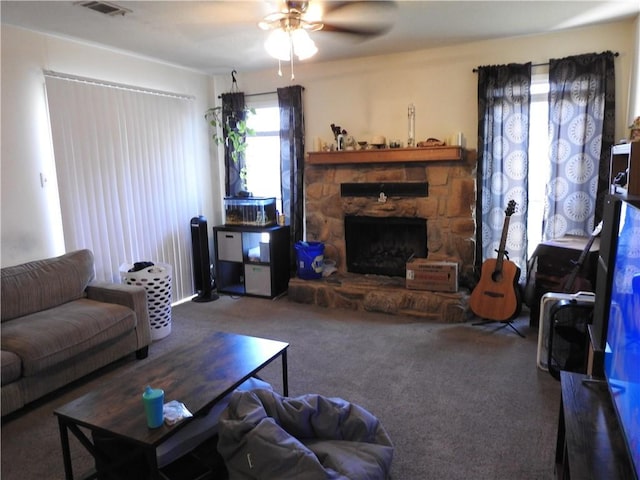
[265, 29, 292, 61]
[291, 29, 317, 60]
[264, 26, 317, 62]
[260, 1, 323, 78]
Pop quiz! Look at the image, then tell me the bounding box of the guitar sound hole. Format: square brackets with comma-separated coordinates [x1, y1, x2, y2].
[491, 271, 503, 282]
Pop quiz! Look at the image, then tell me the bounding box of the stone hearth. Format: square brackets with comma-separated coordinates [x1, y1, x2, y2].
[290, 148, 477, 322]
[288, 273, 470, 323]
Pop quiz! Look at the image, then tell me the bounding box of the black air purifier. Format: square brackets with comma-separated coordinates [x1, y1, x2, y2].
[190, 216, 218, 302]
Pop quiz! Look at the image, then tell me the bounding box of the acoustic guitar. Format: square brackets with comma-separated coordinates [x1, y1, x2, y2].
[560, 221, 603, 293]
[470, 200, 521, 322]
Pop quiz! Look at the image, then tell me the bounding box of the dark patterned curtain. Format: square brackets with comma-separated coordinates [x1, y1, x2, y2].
[544, 51, 615, 239]
[221, 92, 246, 196]
[476, 63, 532, 282]
[277, 85, 305, 271]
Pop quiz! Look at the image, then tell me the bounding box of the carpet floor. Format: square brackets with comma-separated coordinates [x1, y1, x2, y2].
[1, 294, 561, 479]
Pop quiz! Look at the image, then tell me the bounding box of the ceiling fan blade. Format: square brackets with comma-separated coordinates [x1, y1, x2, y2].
[319, 1, 396, 38]
[322, 1, 396, 17]
[320, 21, 392, 38]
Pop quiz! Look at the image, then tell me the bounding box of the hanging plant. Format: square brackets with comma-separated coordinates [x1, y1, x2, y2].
[205, 106, 256, 164]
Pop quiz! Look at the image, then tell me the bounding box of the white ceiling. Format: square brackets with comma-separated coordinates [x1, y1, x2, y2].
[2, 1, 638, 75]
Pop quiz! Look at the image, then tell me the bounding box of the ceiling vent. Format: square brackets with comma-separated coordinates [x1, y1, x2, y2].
[76, 1, 131, 16]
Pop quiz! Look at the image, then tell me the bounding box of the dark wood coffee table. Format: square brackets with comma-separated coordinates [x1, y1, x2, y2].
[54, 331, 289, 480]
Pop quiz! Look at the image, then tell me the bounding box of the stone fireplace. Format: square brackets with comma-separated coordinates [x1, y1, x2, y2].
[345, 214, 427, 277]
[287, 148, 477, 322]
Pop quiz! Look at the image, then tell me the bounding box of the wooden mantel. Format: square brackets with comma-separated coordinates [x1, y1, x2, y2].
[306, 146, 464, 165]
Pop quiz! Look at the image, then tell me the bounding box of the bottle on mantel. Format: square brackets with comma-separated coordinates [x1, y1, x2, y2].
[407, 103, 416, 148]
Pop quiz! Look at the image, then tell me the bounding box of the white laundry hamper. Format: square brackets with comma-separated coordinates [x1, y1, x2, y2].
[120, 263, 172, 340]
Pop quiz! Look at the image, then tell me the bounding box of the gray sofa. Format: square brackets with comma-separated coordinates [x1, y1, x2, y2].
[1, 249, 152, 416]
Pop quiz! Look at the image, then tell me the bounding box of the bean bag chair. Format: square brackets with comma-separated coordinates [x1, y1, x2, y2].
[217, 389, 394, 479]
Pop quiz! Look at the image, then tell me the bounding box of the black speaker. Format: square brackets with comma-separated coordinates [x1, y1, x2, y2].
[190, 216, 218, 302]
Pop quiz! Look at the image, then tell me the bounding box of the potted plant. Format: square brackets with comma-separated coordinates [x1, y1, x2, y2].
[205, 106, 256, 164]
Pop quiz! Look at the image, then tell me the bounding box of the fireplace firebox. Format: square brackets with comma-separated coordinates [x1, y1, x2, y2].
[344, 215, 427, 277]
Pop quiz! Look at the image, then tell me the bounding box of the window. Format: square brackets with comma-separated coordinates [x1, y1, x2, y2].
[245, 103, 282, 212]
[44, 73, 201, 302]
[527, 74, 550, 257]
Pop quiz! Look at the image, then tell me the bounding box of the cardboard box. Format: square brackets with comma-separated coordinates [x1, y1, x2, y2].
[406, 259, 458, 292]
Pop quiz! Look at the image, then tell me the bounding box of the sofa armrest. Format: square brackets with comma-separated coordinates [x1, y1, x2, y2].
[86, 282, 152, 350]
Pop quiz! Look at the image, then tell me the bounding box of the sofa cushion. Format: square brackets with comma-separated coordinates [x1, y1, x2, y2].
[1, 350, 22, 385]
[1, 298, 136, 376]
[1, 249, 95, 322]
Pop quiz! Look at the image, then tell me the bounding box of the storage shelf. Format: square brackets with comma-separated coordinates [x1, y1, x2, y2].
[609, 141, 639, 196]
[307, 146, 464, 165]
[612, 142, 632, 155]
[246, 259, 270, 266]
[213, 225, 290, 299]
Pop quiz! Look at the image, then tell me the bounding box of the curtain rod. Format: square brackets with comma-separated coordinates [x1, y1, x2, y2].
[217, 86, 305, 99]
[217, 90, 276, 99]
[472, 51, 619, 73]
[43, 70, 195, 100]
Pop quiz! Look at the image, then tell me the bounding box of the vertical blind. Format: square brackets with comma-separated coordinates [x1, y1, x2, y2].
[44, 72, 201, 302]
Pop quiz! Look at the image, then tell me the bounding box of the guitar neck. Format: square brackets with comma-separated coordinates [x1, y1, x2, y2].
[495, 217, 511, 270]
[562, 222, 602, 293]
[564, 235, 597, 289]
[574, 235, 597, 270]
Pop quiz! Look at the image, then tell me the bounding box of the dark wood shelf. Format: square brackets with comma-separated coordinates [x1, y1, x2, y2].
[556, 371, 636, 479]
[307, 146, 464, 165]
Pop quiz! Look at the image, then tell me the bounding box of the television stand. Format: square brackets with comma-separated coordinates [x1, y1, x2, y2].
[555, 371, 636, 479]
[579, 375, 607, 386]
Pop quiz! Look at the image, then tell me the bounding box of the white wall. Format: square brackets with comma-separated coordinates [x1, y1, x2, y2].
[1, 25, 216, 267]
[2, 18, 637, 267]
[629, 15, 640, 125]
[224, 19, 637, 151]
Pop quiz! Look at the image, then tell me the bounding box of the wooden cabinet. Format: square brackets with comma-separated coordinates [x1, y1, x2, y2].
[610, 141, 640, 195]
[213, 225, 290, 298]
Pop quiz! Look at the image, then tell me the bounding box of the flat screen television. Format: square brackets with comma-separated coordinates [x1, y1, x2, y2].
[604, 197, 640, 477]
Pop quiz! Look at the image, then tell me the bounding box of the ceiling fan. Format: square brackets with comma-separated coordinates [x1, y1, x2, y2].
[258, 1, 397, 39]
[258, 1, 396, 78]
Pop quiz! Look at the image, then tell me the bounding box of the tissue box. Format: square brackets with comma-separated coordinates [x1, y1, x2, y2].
[406, 259, 458, 292]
